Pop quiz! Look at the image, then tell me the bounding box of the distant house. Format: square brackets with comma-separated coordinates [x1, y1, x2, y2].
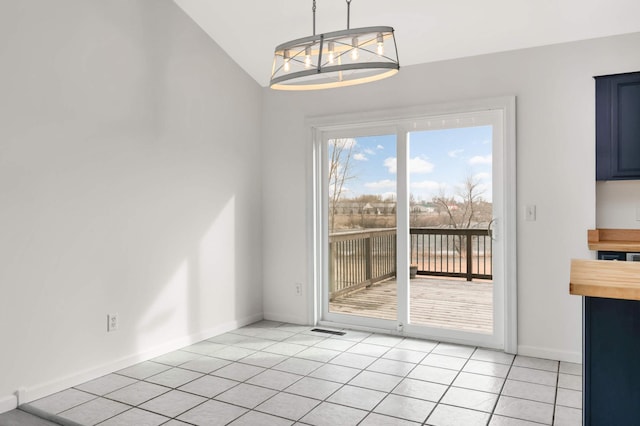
[331, 201, 396, 215]
[330, 202, 361, 214]
[411, 205, 435, 213]
[364, 202, 396, 215]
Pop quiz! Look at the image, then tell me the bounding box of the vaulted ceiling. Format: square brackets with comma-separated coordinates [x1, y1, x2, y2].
[174, 0, 640, 87]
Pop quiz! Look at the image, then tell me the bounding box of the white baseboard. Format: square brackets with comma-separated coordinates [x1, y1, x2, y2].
[263, 312, 308, 325]
[15, 313, 263, 406]
[518, 345, 582, 364]
[0, 394, 18, 415]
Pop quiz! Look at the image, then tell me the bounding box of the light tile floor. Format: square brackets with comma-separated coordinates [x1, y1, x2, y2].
[21, 321, 582, 426]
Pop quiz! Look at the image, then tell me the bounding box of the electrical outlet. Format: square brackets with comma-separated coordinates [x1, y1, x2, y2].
[295, 283, 302, 296]
[107, 313, 119, 332]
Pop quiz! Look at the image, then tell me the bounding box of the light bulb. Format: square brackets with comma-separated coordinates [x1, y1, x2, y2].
[283, 49, 291, 72]
[351, 37, 359, 61]
[377, 33, 384, 56]
[328, 41, 335, 64]
[305, 46, 312, 69]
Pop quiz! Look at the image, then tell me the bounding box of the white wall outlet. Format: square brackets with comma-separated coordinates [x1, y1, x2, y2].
[295, 283, 302, 296]
[525, 205, 537, 221]
[107, 313, 119, 332]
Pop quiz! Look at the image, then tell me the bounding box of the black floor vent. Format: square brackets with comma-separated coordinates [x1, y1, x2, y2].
[311, 328, 346, 336]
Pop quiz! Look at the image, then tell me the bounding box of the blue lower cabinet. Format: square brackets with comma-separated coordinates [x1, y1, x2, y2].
[584, 296, 640, 425]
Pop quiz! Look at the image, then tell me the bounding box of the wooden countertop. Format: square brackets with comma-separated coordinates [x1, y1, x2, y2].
[570, 259, 640, 300]
[588, 229, 640, 251]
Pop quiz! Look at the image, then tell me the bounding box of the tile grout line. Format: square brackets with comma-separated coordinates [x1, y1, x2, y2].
[485, 349, 516, 426]
[352, 337, 438, 425]
[551, 361, 560, 426]
[422, 344, 476, 425]
[141, 327, 365, 424]
[96, 337, 490, 425]
[26, 322, 582, 426]
[424, 345, 511, 426]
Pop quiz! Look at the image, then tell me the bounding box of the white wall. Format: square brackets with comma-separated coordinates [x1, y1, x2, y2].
[597, 181, 640, 228]
[0, 0, 263, 409]
[262, 32, 640, 362]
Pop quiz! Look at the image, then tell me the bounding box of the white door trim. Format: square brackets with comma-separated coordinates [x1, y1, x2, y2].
[307, 96, 517, 353]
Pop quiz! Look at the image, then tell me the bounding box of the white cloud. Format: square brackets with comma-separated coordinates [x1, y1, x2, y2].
[411, 180, 442, 191]
[385, 157, 434, 174]
[410, 157, 434, 174]
[474, 172, 491, 182]
[328, 138, 357, 149]
[329, 184, 351, 197]
[381, 192, 397, 201]
[384, 157, 397, 174]
[469, 155, 492, 165]
[377, 144, 384, 150]
[364, 149, 376, 155]
[364, 179, 396, 189]
[410, 181, 447, 202]
[354, 153, 368, 161]
[448, 149, 464, 158]
[476, 183, 492, 202]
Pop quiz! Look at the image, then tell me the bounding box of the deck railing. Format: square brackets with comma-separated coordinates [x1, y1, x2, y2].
[410, 228, 492, 281]
[329, 229, 396, 299]
[329, 227, 492, 300]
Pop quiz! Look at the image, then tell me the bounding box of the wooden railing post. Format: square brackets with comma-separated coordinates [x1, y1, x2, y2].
[466, 233, 473, 281]
[365, 234, 373, 286]
[329, 241, 336, 298]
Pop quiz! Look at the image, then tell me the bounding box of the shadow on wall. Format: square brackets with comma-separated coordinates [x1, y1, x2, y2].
[136, 196, 242, 352]
[0, 0, 263, 401]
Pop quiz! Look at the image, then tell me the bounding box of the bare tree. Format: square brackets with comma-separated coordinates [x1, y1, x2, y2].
[432, 175, 486, 229]
[457, 175, 485, 229]
[430, 175, 487, 257]
[328, 138, 356, 232]
[409, 193, 420, 227]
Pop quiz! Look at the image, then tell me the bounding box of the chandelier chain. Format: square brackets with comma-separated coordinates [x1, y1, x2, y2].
[312, 0, 316, 35]
[346, 0, 352, 29]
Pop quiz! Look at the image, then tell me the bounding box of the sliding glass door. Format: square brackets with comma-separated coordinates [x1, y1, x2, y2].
[315, 102, 515, 351]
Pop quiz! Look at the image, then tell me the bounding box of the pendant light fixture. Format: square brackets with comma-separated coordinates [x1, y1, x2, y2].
[270, 0, 400, 91]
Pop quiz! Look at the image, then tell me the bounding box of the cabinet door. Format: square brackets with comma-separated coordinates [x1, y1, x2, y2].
[596, 72, 640, 180]
[585, 296, 640, 425]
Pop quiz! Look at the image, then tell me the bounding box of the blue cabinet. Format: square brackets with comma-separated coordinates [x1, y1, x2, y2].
[596, 72, 640, 180]
[584, 296, 640, 425]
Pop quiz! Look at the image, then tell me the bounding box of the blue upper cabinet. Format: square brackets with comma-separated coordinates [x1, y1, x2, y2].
[596, 71, 640, 180]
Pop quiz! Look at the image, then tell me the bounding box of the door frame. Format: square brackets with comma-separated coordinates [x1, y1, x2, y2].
[307, 97, 517, 353]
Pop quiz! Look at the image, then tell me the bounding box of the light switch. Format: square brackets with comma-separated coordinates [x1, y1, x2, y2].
[636, 206, 640, 221]
[526, 205, 536, 221]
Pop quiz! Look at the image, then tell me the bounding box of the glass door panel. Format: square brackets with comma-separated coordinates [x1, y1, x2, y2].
[407, 124, 494, 333]
[326, 134, 398, 322]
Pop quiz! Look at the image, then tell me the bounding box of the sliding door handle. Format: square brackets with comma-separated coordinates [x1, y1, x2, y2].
[488, 218, 497, 241]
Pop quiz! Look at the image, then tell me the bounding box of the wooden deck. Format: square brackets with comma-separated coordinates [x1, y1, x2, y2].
[329, 277, 493, 334]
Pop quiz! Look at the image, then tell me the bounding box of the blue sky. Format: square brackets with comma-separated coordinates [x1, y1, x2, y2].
[342, 125, 493, 202]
